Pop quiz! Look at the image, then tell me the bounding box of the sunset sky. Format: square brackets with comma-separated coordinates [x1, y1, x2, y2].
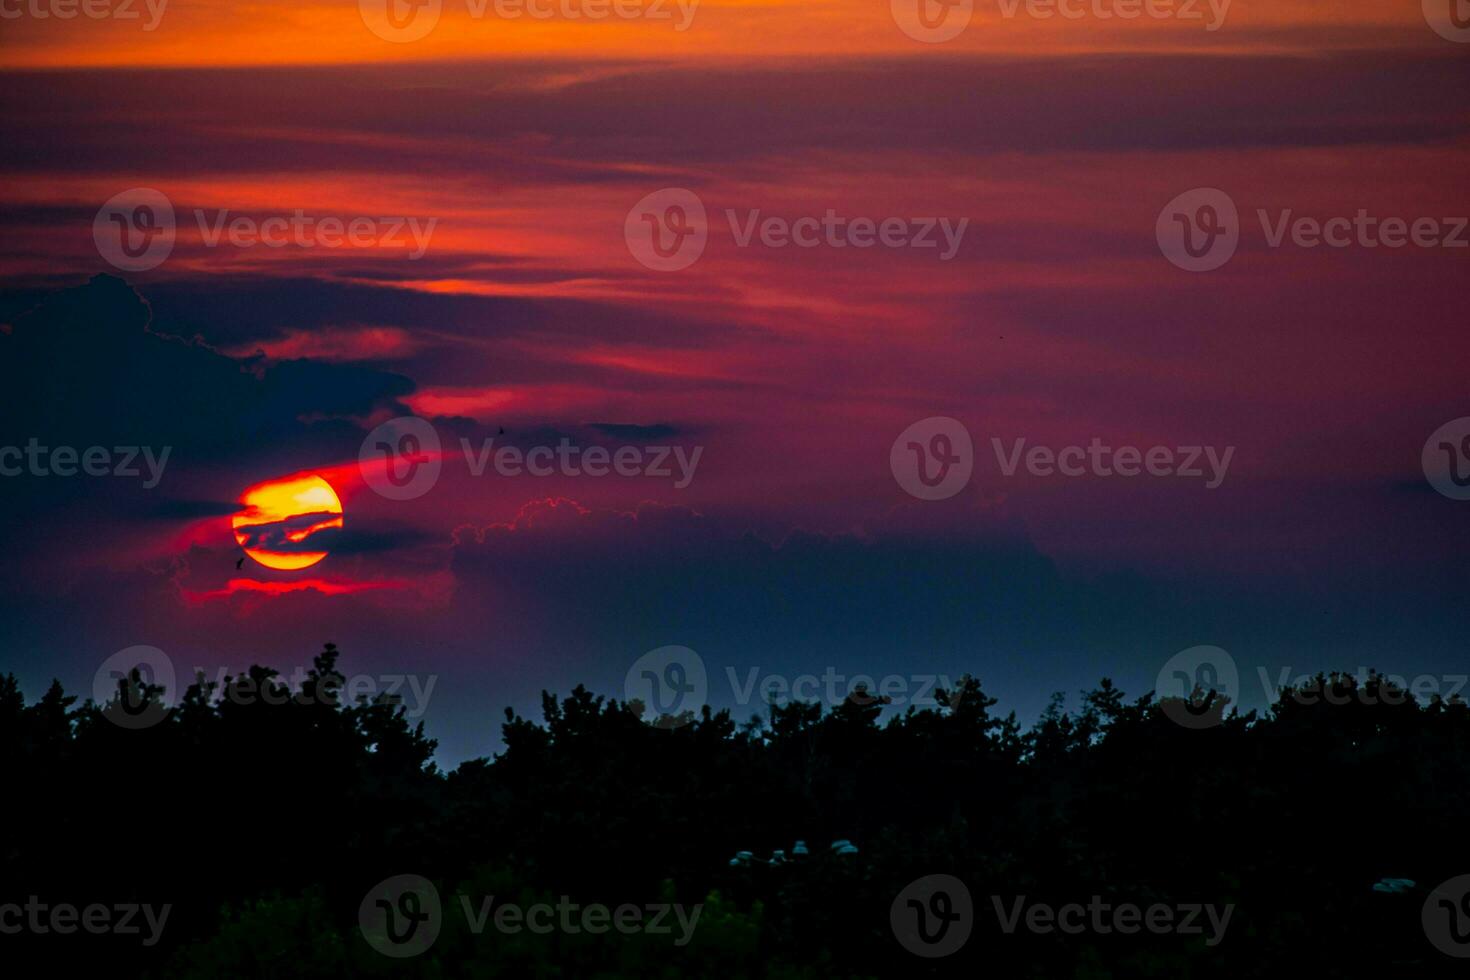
[2, 1, 1467, 762]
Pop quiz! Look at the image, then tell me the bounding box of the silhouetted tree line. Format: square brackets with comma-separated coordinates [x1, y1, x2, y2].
[1, 644, 1466, 977]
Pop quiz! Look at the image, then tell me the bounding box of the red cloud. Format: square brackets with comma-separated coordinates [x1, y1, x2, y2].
[182, 577, 406, 604]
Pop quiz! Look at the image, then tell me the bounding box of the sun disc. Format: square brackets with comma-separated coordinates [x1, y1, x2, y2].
[232, 474, 343, 571]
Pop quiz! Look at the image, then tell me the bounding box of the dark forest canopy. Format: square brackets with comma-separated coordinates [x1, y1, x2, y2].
[1, 644, 1466, 977]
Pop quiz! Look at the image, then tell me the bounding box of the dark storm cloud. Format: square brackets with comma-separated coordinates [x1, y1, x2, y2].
[136, 277, 752, 376]
[319, 524, 442, 557]
[139, 277, 543, 349]
[0, 275, 415, 461]
[0, 274, 420, 577]
[135, 498, 244, 520]
[233, 511, 341, 556]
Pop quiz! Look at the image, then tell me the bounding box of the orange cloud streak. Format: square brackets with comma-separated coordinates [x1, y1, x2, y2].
[0, 0, 1437, 69]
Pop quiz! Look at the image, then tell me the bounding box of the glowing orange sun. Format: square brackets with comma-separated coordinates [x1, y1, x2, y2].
[231, 474, 344, 571]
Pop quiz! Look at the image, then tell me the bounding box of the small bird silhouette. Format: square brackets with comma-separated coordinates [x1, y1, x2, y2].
[235, 556, 245, 570]
[498, 426, 506, 436]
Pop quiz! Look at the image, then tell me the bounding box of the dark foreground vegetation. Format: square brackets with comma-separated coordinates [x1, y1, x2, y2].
[1, 644, 1466, 977]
